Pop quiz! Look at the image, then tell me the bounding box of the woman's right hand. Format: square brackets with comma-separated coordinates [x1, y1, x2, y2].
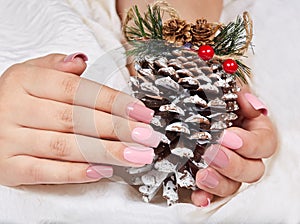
[0, 53, 161, 186]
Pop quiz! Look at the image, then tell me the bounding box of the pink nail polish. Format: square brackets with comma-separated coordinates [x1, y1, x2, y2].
[64, 52, 88, 62]
[203, 145, 229, 168]
[197, 169, 219, 188]
[123, 146, 154, 164]
[219, 130, 243, 150]
[86, 165, 113, 179]
[127, 103, 154, 124]
[244, 93, 268, 115]
[131, 127, 162, 147]
[201, 198, 211, 208]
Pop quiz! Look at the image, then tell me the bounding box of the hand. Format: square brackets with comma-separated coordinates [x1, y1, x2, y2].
[0, 53, 162, 186]
[191, 84, 278, 207]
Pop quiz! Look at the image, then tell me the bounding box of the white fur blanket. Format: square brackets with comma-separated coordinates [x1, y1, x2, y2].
[0, 0, 299, 223]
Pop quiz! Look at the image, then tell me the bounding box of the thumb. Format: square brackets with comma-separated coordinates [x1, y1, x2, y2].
[24, 52, 88, 75]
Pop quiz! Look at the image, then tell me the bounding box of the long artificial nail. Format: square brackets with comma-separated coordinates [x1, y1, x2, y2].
[203, 145, 229, 168]
[197, 169, 219, 188]
[219, 130, 243, 150]
[244, 93, 268, 115]
[86, 165, 113, 179]
[131, 127, 162, 147]
[64, 52, 88, 62]
[127, 103, 154, 124]
[123, 146, 154, 164]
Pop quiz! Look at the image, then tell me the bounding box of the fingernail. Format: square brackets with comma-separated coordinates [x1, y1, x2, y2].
[64, 52, 88, 62]
[201, 198, 211, 208]
[131, 127, 162, 147]
[197, 169, 219, 189]
[123, 146, 154, 164]
[86, 165, 113, 179]
[127, 103, 154, 124]
[203, 145, 229, 168]
[218, 130, 243, 150]
[244, 93, 268, 115]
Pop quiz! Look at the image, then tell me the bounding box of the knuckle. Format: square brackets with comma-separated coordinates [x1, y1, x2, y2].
[218, 182, 240, 198]
[64, 164, 76, 182]
[62, 163, 85, 183]
[2, 63, 25, 82]
[100, 88, 116, 111]
[61, 77, 79, 100]
[0, 64, 28, 114]
[218, 186, 230, 198]
[104, 142, 124, 163]
[27, 164, 43, 183]
[50, 135, 71, 158]
[57, 106, 74, 131]
[110, 117, 124, 138]
[230, 160, 245, 181]
[249, 161, 265, 183]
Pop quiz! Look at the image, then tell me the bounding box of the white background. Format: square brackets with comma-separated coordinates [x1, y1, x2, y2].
[0, 0, 299, 223]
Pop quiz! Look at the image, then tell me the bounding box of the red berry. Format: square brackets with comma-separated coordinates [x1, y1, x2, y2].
[198, 45, 214, 61]
[223, 59, 238, 74]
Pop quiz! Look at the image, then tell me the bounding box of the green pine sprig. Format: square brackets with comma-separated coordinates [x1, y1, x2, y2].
[126, 39, 180, 59]
[236, 60, 251, 83]
[124, 4, 253, 84]
[124, 5, 163, 40]
[213, 15, 248, 56]
[212, 15, 253, 83]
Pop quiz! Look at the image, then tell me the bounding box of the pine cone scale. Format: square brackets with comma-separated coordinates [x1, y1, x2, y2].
[129, 42, 239, 205]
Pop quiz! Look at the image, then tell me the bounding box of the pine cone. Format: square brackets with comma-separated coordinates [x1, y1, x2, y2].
[128, 42, 240, 206]
[162, 19, 192, 46]
[191, 19, 220, 46]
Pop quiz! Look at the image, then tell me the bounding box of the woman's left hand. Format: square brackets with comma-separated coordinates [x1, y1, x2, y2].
[191, 85, 278, 207]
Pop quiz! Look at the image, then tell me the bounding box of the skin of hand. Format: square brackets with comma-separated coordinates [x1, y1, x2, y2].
[191, 84, 278, 206]
[0, 53, 164, 186]
[117, 0, 278, 206]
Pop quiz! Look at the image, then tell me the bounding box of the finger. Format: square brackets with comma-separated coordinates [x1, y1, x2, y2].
[236, 86, 268, 119]
[191, 189, 214, 207]
[0, 155, 113, 186]
[218, 114, 278, 158]
[16, 64, 154, 123]
[14, 96, 161, 147]
[8, 128, 154, 167]
[24, 53, 88, 75]
[195, 168, 241, 197]
[203, 145, 265, 183]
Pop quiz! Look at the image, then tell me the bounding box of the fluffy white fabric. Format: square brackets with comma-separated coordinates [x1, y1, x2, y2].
[0, 0, 299, 223]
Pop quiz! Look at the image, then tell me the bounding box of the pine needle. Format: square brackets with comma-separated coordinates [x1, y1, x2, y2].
[124, 4, 164, 40]
[213, 15, 247, 56]
[235, 60, 251, 84]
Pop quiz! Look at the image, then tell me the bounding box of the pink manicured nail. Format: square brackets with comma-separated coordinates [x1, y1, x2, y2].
[203, 145, 229, 168]
[123, 146, 154, 164]
[201, 198, 211, 208]
[218, 130, 243, 150]
[131, 127, 162, 147]
[64, 52, 88, 62]
[86, 165, 113, 179]
[197, 169, 219, 188]
[127, 103, 154, 124]
[244, 93, 268, 115]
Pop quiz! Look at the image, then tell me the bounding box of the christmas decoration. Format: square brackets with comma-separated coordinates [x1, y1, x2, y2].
[190, 19, 220, 46]
[162, 18, 192, 46]
[122, 0, 253, 205]
[198, 45, 215, 61]
[223, 59, 238, 74]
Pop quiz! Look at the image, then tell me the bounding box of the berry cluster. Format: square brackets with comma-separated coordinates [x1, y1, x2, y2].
[197, 45, 238, 74]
